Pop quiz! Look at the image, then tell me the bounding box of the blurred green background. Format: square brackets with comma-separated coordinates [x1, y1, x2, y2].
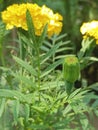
[0, 0, 98, 84]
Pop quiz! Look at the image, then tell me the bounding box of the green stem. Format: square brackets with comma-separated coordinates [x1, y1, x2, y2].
[37, 47, 41, 101]
[18, 32, 24, 90]
[18, 33, 23, 59]
[0, 42, 5, 66]
[52, 36, 56, 74]
[0, 50, 5, 66]
[65, 80, 74, 96]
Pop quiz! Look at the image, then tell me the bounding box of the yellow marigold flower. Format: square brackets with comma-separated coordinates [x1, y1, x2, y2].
[80, 20, 98, 44]
[1, 3, 63, 37]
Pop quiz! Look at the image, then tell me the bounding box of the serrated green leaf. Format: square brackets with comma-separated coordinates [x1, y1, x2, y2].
[17, 31, 33, 47]
[56, 47, 72, 53]
[13, 100, 20, 123]
[40, 81, 64, 90]
[13, 73, 36, 87]
[0, 89, 30, 103]
[68, 88, 86, 99]
[0, 98, 6, 117]
[41, 45, 49, 52]
[29, 123, 49, 130]
[13, 56, 37, 76]
[41, 42, 62, 65]
[26, 10, 36, 44]
[41, 59, 63, 78]
[44, 40, 52, 48]
[51, 33, 67, 42]
[89, 82, 98, 91]
[86, 56, 98, 62]
[24, 104, 30, 122]
[38, 24, 48, 46]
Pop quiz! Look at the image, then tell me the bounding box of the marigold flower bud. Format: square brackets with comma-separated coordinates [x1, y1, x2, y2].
[63, 55, 80, 83]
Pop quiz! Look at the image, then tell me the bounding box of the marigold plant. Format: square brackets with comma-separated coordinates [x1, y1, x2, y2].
[1, 3, 63, 37]
[80, 20, 98, 44]
[1, 2, 98, 130]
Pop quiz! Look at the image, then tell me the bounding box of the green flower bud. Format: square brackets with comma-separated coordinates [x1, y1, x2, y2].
[63, 55, 80, 83]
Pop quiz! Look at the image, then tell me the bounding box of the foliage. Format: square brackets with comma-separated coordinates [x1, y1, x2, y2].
[0, 1, 98, 130]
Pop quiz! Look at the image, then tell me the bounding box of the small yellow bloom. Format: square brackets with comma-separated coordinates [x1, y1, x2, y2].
[1, 3, 63, 37]
[80, 20, 98, 44]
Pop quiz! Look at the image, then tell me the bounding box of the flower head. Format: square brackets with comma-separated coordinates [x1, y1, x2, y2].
[80, 20, 98, 44]
[1, 3, 63, 37]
